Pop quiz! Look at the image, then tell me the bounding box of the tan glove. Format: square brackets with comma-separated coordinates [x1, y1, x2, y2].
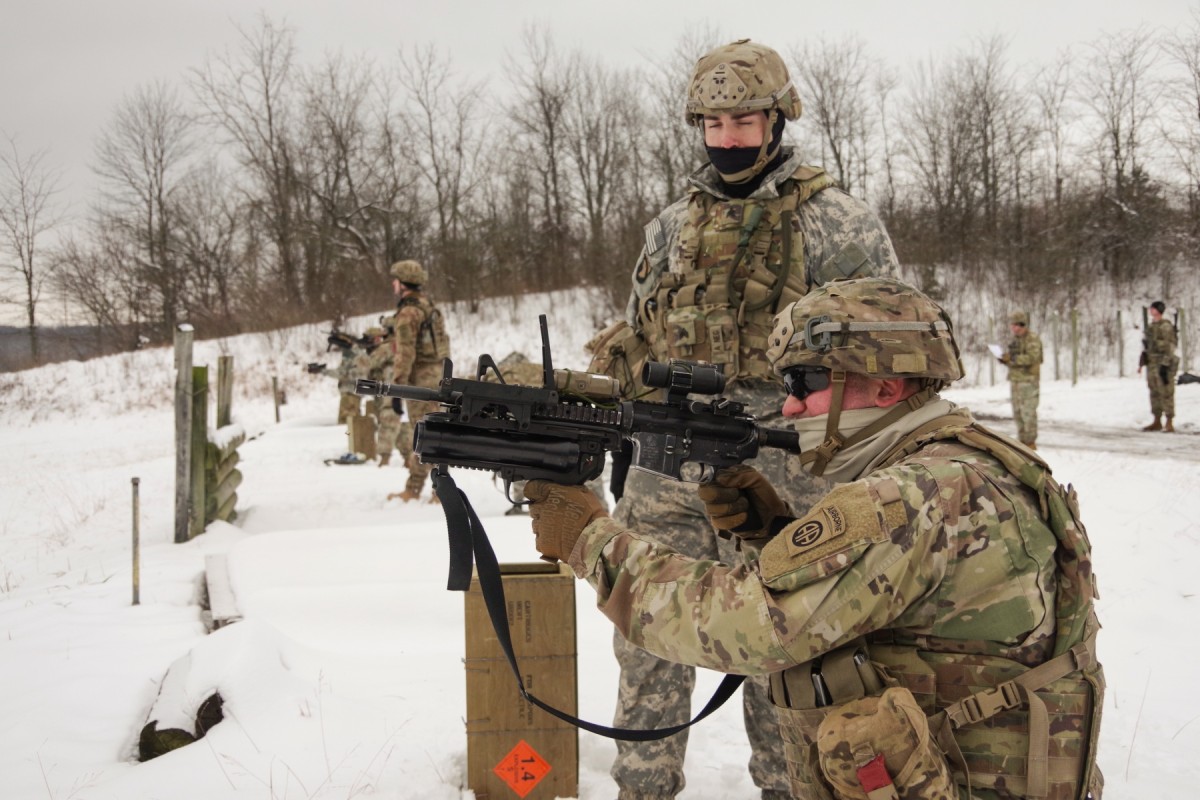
[696, 465, 789, 541]
[525, 480, 609, 563]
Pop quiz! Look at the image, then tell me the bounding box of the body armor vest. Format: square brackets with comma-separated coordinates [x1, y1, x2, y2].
[639, 166, 834, 383]
[399, 294, 450, 366]
[770, 422, 1104, 800]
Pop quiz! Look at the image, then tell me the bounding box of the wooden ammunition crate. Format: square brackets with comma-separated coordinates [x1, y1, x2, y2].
[464, 562, 577, 800]
[346, 414, 376, 460]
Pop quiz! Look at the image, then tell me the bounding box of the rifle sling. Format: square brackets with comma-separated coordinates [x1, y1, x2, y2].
[430, 466, 747, 741]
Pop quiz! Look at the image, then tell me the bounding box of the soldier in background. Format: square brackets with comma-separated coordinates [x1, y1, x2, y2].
[610, 39, 900, 800]
[306, 330, 368, 425]
[1139, 300, 1179, 432]
[385, 260, 451, 503]
[998, 310, 1043, 449]
[525, 277, 1105, 800]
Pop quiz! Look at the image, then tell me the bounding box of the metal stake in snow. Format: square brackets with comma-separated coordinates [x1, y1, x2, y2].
[132, 477, 141, 606]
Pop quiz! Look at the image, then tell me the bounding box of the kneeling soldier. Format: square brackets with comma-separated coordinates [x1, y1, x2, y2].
[526, 277, 1105, 800]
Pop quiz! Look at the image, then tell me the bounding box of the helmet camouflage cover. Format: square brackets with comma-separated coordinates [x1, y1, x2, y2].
[767, 277, 964, 386]
[684, 39, 802, 126]
[389, 259, 427, 286]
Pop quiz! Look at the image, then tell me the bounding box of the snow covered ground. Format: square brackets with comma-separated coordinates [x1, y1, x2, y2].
[1, 289, 1197, 799]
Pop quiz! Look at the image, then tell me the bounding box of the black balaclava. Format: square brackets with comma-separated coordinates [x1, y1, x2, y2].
[705, 112, 787, 198]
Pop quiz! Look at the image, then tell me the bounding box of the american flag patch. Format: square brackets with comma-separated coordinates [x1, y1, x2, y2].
[643, 217, 666, 255]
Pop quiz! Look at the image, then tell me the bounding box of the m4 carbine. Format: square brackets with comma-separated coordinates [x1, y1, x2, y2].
[355, 316, 800, 494]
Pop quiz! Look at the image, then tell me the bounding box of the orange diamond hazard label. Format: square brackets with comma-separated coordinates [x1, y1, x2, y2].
[493, 739, 551, 798]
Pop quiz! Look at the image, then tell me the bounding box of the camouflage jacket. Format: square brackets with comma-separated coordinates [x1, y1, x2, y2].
[1145, 318, 1178, 369]
[1006, 330, 1043, 383]
[391, 292, 450, 386]
[624, 148, 899, 334]
[331, 348, 365, 393]
[572, 407, 1070, 674]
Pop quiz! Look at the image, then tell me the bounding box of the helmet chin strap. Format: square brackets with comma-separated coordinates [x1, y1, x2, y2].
[715, 109, 781, 185]
[798, 381, 938, 477]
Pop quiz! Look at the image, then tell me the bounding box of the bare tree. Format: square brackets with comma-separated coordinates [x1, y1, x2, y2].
[93, 81, 195, 335]
[1078, 27, 1164, 285]
[0, 132, 63, 365]
[192, 15, 306, 313]
[173, 161, 242, 326]
[790, 36, 878, 196]
[1162, 10, 1200, 230]
[643, 26, 721, 207]
[563, 57, 632, 286]
[503, 27, 577, 284]
[395, 44, 488, 305]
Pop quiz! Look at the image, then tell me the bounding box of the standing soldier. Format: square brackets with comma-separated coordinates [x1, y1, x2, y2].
[307, 329, 366, 425]
[998, 310, 1043, 449]
[1139, 300, 1179, 432]
[611, 39, 900, 800]
[385, 260, 451, 502]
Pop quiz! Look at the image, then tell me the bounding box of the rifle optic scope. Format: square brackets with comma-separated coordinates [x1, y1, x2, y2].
[642, 360, 726, 396]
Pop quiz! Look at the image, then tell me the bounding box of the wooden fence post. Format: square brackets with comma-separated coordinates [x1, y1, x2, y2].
[217, 355, 234, 428]
[1071, 308, 1079, 387]
[988, 317, 995, 387]
[272, 376, 281, 423]
[1117, 310, 1124, 378]
[1181, 308, 1190, 373]
[189, 365, 209, 540]
[174, 325, 194, 544]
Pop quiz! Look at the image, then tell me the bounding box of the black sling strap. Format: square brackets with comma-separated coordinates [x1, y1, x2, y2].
[431, 466, 747, 741]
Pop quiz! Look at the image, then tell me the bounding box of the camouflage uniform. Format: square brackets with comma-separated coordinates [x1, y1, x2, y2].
[390, 288, 450, 499]
[322, 347, 365, 424]
[364, 331, 408, 462]
[1002, 318, 1043, 447]
[565, 279, 1104, 800]
[616, 151, 898, 799]
[1143, 317, 1178, 421]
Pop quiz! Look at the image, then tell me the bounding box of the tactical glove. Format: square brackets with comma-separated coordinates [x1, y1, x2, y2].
[525, 480, 608, 563]
[697, 465, 789, 541]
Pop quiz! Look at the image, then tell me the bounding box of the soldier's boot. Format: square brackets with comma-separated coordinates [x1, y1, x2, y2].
[1164, 417, 1175, 433]
[1142, 415, 1162, 431]
[377, 452, 391, 467]
[387, 488, 421, 503]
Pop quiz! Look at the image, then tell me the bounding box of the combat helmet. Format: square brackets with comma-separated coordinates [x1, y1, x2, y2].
[766, 277, 963, 475]
[389, 259, 427, 286]
[684, 39, 802, 183]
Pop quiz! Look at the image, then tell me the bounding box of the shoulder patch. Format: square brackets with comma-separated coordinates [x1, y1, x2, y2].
[759, 481, 887, 585]
[643, 217, 666, 256]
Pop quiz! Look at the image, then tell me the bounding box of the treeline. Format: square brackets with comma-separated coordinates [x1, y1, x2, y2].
[4, 17, 1200, 368]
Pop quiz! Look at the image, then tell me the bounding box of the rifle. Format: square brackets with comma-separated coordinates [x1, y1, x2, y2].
[356, 315, 800, 509]
[325, 330, 359, 352]
[355, 313, 798, 741]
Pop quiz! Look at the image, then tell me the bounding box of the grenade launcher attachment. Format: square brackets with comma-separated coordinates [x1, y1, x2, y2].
[356, 314, 800, 494]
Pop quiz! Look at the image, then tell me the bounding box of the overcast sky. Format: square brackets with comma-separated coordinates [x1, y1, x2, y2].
[0, 0, 1196, 324]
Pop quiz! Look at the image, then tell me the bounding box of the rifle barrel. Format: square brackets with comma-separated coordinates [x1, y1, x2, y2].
[355, 379, 442, 403]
